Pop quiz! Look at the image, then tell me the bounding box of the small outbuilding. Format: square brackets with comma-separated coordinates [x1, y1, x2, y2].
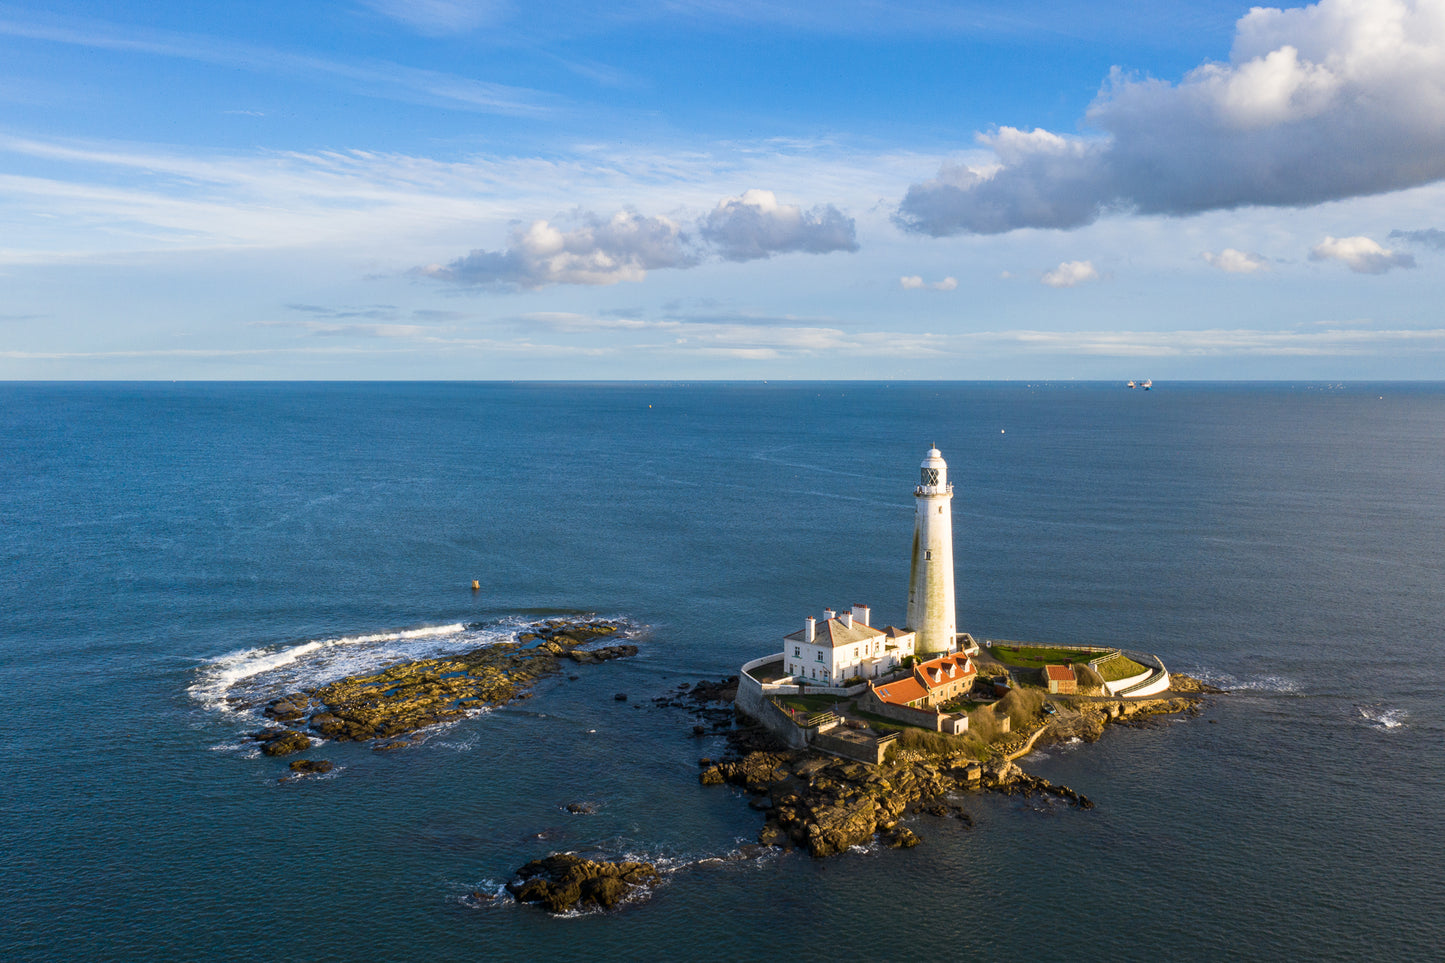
[1043, 664, 1077, 695]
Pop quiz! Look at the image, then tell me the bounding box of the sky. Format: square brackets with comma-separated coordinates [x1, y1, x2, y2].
[3, 0, 1445, 380]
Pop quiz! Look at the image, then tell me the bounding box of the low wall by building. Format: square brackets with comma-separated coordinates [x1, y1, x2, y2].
[991, 640, 1117, 657]
[988, 641, 1172, 700]
[1114, 649, 1172, 697]
[1103, 666, 1153, 695]
[859, 689, 968, 734]
[737, 653, 906, 762]
[812, 729, 897, 765]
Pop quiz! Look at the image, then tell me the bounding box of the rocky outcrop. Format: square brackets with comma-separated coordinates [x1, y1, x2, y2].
[288, 759, 333, 775]
[654, 677, 739, 736]
[702, 729, 977, 857]
[1042, 694, 1203, 745]
[254, 619, 632, 748]
[1169, 673, 1226, 694]
[507, 854, 660, 913]
[255, 729, 311, 756]
[701, 722, 1107, 856]
[568, 645, 638, 664]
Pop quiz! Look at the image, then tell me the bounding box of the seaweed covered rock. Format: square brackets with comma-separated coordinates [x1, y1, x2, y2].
[507, 854, 660, 913]
[257, 730, 311, 757]
[288, 759, 333, 774]
[268, 619, 632, 746]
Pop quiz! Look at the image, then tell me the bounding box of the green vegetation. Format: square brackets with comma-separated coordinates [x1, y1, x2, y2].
[777, 694, 847, 714]
[1094, 654, 1148, 682]
[988, 642, 1114, 669]
[851, 710, 908, 734]
[996, 687, 1045, 729]
[894, 727, 966, 756]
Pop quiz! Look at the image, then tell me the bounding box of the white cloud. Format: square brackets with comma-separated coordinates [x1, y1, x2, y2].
[900, 274, 957, 290]
[419, 211, 692, 288]
[1203, 248, 1270, 273]
[1041, 260, 1099, 288]
[423, 189, 858, 288]
[896, 0, 1445, 235]
[698, 189, 857, 261]
[1310, 235, 1416, 273]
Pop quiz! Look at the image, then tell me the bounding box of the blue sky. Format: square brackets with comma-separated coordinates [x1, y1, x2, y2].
[3, 0, 1445, 379]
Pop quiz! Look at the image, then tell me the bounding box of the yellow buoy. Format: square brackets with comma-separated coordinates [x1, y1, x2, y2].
[471, 580, 480, 591]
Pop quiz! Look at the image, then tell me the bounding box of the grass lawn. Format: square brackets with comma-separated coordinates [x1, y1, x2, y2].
[777, 694, 848, 714]
[988, 642, 1114, 669]
[850, 710, 912, 733]
[1095, 654, 1148, 682]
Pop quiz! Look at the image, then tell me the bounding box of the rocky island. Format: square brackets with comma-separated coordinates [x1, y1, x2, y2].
[248, 618, 634, 757]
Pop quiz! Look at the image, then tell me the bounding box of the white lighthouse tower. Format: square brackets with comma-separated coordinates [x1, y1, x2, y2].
[906, 446, 957, 656]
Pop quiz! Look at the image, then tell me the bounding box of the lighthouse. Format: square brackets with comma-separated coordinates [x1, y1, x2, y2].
[906, 446, 957, 656]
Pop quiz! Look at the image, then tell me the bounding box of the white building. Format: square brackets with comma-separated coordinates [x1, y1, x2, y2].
[782, 604, 916, 685]
[906, 446, 957, 656]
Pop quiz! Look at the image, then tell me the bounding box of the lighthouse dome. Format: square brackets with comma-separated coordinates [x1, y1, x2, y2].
[918, 446, 948, 489]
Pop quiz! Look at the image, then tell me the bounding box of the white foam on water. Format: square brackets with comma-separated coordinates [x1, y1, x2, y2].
[1189, 668, 1302, 693]
[1357, 704, 1408, 730]
[190, 620, 518, 713]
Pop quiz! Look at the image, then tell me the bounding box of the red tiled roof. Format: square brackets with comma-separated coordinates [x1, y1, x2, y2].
[1044, 664, 1076, 682]
[914, 653, 976, 691]
[873, 678, 928, 706]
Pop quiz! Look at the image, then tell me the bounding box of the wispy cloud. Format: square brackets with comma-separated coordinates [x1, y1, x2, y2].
[1388, 227, 1445, 250]
[0, 133, 899, 264]
[360, 1, 508, 35]
[990, 323, 1445, 358]
[896, 0, 1445, 235]
[0, 11, 551, 116]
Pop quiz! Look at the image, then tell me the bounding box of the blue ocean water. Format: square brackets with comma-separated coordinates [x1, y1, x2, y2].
[2, 382, 1442, 961]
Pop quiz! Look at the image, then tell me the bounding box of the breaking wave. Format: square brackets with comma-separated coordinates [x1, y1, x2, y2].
[190, 618, 529, 713]
[1357, 704, 1407, 731]
[1187, 668, 1301, 694]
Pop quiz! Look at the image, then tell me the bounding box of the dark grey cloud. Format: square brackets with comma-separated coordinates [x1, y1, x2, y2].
[897, 0, 1445, 236]
[1389, 228, 1445, 250]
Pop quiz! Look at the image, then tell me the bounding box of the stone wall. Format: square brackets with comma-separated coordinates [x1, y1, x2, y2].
[860, 688, 967, 734]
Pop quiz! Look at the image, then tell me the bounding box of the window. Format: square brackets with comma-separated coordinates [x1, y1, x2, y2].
[816, 651, 824, 662]
[921, 467, 939, 485]
[924, 550, 933, 560]
[793, 646, 800, 657]
[938, 506, 943, 514]
[822, 669, 829, 679]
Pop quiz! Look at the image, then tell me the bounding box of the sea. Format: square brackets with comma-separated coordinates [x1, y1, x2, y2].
[2, 382, 1442, 962]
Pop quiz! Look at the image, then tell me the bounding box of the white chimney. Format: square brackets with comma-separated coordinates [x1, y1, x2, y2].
[851, 604, 870, 627]
[804, 617, 816, 642]
[823, 608, 835, 621]
[841, 611, 853, 628]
